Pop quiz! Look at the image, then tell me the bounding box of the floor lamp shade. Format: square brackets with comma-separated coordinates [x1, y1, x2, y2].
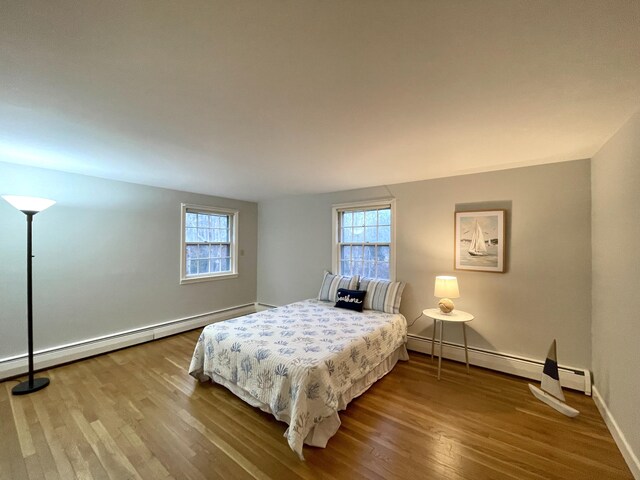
[2, 195, 55, 395]
[2, 195, 56, 213]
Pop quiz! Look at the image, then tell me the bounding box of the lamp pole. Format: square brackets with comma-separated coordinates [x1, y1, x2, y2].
[12, 210, 50, 395]
[2, 195, 55, 395]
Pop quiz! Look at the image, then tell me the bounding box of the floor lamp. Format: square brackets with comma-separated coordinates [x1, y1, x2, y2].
[2, 195, 56, 395]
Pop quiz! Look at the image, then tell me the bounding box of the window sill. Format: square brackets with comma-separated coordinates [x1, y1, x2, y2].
[180, 273, 238, 285]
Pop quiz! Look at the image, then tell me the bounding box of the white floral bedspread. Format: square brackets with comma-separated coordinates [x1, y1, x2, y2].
[188, 299, 407, 458]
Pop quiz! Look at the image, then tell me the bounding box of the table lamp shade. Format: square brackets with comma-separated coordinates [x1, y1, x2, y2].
[434, 276, 460, 299]
[2, 195, 56, 213]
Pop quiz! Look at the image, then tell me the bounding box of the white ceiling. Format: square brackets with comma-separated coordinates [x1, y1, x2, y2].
[1, 1, 639, 201]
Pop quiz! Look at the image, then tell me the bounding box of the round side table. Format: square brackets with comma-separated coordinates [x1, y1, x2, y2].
[422, 308, 474, 380]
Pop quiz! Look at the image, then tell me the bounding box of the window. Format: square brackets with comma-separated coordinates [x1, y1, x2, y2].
[180, 204, 238, 284]
[332, 199, 396, 281]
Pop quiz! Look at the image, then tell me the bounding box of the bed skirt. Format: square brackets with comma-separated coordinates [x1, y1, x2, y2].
[200, 344, 409, 454]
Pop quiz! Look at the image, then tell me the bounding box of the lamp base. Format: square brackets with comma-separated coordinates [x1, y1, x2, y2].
[438, 298, 455, 314]
[12, 377, 50, 395]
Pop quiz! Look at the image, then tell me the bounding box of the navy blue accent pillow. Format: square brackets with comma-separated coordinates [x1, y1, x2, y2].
[334, 288, 366, 312]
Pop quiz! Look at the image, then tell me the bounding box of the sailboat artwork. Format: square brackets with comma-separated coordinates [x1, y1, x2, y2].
[468, 220, 488, 256]
[455, 210, 505, 272]
[528, 340, 579, 417]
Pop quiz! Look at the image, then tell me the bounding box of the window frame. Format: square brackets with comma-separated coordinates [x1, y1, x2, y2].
[331, 198, 397, 282]
[180, 203, 239, 284]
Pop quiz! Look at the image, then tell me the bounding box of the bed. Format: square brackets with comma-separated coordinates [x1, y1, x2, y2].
[188, 298, 408, 459]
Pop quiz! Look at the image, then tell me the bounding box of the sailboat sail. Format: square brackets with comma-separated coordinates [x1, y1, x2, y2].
[468, 220, 488, 256]
[540, 340, 565, 401]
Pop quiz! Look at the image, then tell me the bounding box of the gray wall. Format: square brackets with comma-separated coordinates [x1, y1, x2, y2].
[258, 160, 592, 368]
[591, 111, 640, 466]
[0, 162, 257, 359]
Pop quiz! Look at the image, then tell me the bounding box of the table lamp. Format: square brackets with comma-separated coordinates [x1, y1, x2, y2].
[434, 276, 459, 314]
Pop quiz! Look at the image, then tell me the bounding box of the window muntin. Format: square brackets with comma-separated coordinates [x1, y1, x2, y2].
[334, 201, 394, 281]
[181, 204, 238, 283]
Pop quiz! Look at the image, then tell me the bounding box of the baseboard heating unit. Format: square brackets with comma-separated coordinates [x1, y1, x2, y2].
[407, 334, 592, 395]
[0, 304, 256, 381]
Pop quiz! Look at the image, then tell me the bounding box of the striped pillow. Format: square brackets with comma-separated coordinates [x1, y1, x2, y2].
[318, 271, 359, 302]
[359, 278, 406, 314]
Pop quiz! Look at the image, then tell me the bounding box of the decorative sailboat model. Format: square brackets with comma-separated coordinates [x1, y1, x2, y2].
[528, 340, 579, 417]
[468, 220, 488, 256]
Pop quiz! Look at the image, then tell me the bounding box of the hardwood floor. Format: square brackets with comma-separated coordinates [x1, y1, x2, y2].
[0, 330, 633, 480]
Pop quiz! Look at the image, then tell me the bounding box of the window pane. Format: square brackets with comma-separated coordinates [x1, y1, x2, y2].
[219, 215, 228, 228]
[352, 246, 363, 261]
[211, 258, 221, 273]
[188, 259, 198, 275]
[378, 225, 391, 243]
[210, 258, 227, 272]
[186, 245, 198, 259]
[198, 245, 209, 258]
[186, 213, 198, 227]
[197, 214, 210, 228]
[221, 257, 231, 272]
[365, 210, 377, 226]
[220, 244, 230, 257]
[364, 245, 375, 261]
[186, 228, 198, 242]
[363, 261, 376, 278]
[353, 211, 364, 226]
[197, 228, 208, 242]
[341, 245, 351, 260]
[210, 215, 219, 228]
[342, 227, 352, 243]
[376, 262, 390, 280]
[219, 228, 229, 242]
[352, 261, 364, 276]
[340, 260, 351, 276]
[198, 259, 209, 274]
[364, 226, 377, 243]
[352, 227, 364, 242]
[378, 209, 391, 225]
[377, 246, 390, 262]
[342, 212, 352, 227]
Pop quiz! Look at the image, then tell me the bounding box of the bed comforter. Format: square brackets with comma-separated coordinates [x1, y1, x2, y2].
[188, 299, 408, 458]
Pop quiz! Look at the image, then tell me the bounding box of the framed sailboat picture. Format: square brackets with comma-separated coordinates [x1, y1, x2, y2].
[454, 210, 506, 272]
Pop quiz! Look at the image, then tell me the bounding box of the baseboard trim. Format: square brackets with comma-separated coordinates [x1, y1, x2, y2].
[255, 302, 278, 311]
[592, 386, 640, 479]
[407, 334, 592, 394]
[0, 303, 256, 381]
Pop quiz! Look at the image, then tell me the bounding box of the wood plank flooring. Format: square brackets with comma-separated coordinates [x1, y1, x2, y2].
[0, 330, 633, 479]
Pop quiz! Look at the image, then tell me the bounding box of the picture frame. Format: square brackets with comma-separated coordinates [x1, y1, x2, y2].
[454, 210, 506, 272]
